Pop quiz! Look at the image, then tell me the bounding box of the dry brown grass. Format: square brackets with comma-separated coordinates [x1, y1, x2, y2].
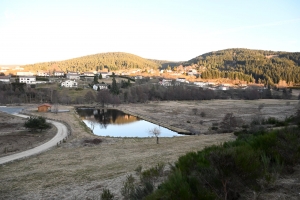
[0, 99, 299, 199]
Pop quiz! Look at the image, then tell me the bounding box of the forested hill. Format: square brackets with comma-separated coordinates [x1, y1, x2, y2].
[23, 52, 161, 73]
[185, 48, 300, 85]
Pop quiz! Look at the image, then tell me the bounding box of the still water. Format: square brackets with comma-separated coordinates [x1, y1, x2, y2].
[77, 108, 183, 137]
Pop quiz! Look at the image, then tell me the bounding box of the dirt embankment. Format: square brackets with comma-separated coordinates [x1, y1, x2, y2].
[0, 100, 299, 199]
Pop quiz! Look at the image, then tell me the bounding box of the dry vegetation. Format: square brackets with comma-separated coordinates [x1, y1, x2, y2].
[0, 99, 299, 199]
[0, 112, 56, 157]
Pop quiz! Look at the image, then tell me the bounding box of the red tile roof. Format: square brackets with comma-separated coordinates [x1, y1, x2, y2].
[38, 103, 52, 107]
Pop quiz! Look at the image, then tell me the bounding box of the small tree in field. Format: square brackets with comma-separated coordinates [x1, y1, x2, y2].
[149, 127, 161, 144]
[24, 116, 51, 132]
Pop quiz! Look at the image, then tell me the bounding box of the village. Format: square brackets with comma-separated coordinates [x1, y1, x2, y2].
[0, 64, 258, 92]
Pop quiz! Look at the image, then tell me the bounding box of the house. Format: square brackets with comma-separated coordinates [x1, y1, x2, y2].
[194, 82, 208, 87]
[135, 75, 143, 79]
[217, 85, 229, 90]
[19, 76, 36, 84]
[38, 103, 52, 112]
[66, 72, 80, 80]
[98, 72, 108, 78]
[84, 72, 95, 77]
[61, 80, 78, 87]
[93, 83, 108, 91]
[54, 71, 64, 77]
[159, 79, 173, 86]
[17, 71, 34, 76]
[187, 69, 198, 76]
[0, 76, 11, 83]
[37, 71, 50, 76]
[176, 78, 189, 83]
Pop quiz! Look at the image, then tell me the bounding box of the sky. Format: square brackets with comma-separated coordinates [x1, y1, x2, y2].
[0, 0, 299, 65]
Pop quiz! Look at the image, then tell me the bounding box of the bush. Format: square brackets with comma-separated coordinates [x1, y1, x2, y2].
[121, 175, 135, 200]
[83, 138, 102, 145]
[131, 181, 154, 200]
[140, 163, 165, 183]
[134, 165, 142, 175]
[145, 125, 300, 199]
[200, 111, 206, 117]
[101, 188, 114, 200]
[24, 116, 51, 132]
[220, 113, 237, 132]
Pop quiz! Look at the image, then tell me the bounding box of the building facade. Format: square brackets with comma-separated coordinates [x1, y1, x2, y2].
[61, 80, 78, 87]
[19, 76, 36, 84]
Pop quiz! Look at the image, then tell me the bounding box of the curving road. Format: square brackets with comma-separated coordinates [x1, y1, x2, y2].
[0, 114, 68, 165]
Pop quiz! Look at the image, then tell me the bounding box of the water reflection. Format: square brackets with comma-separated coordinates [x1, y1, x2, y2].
[77, 108, 140, 129]
[76, 108, 183, 137]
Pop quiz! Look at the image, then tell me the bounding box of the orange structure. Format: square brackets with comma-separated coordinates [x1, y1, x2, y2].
[38, 104, 52, 112]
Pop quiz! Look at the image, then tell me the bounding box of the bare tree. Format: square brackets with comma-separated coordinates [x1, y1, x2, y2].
[220, 113, 238, 132]
[52, 103, 59, 114]
[96, 90, 112, 107]
[149, 127, 161, 144]
[85, 91, 95, 104]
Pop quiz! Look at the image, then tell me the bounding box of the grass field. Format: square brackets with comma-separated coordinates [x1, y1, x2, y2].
[0, 99, 299, 199]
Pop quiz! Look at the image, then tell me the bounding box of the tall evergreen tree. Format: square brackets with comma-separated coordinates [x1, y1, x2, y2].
[110, 74, 119, 95]
[94, 75, 99, 83]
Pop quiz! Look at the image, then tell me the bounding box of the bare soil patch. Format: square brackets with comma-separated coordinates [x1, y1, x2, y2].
[0, 112, 56, 157]
[0, 100, 299, 199]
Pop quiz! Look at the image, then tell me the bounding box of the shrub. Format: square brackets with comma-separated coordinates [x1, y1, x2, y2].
[220, 113, 237, 132]
[145, 124, 300, 199]
[134, 165, 142, 175]
[200, 111, 206, 117]
[83, 138, 102, 145]
[131, 181, 154, 200]
[121, 174, 135, 200]
[145, 170, 195, 200]
[24, 116, 51, 132]
[140, 162, 165, 183]
[211, 126, 218, 130]
[101, 188, 114, 200]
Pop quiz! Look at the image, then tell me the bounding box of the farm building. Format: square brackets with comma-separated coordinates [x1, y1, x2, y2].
[38, 104, 52, 112]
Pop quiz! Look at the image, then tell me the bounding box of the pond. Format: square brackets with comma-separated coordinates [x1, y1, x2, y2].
[76, 108, 184, 137]
[0, 106, 24, 114]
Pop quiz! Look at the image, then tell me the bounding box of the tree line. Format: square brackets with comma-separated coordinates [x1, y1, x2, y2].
[1, 81, 297, 105]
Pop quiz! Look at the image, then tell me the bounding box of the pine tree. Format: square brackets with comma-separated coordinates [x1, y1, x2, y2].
[94, 75, 99, 83]
[110, 74, 119, 95]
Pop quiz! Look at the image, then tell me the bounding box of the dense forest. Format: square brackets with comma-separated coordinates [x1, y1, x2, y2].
[186, 48, 300, 85]
[23, 52, 161, 73]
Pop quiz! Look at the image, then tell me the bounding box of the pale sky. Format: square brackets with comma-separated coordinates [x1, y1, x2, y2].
[0, 0, 299, 65]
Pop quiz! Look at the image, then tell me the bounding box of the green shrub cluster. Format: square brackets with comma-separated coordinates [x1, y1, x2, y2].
[145, 126, 300, 200]
[24, 116, 51, 132]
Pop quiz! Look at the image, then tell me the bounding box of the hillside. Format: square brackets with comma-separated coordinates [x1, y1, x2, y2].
[20, 48, 300, 86]
[148, 59, 181, 69]
[22, 52, 161, 73]
[185, 48, 300, 85]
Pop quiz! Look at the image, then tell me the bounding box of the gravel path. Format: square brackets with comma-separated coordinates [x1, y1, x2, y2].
[0, 114, 68, 165]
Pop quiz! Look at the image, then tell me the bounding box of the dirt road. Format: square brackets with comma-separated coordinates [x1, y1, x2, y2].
[0, 115, 68, 165]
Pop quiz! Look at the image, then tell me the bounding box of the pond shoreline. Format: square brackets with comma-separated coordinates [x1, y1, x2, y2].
[76, 106, 191, 136]
[117, 108, 191, 135]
